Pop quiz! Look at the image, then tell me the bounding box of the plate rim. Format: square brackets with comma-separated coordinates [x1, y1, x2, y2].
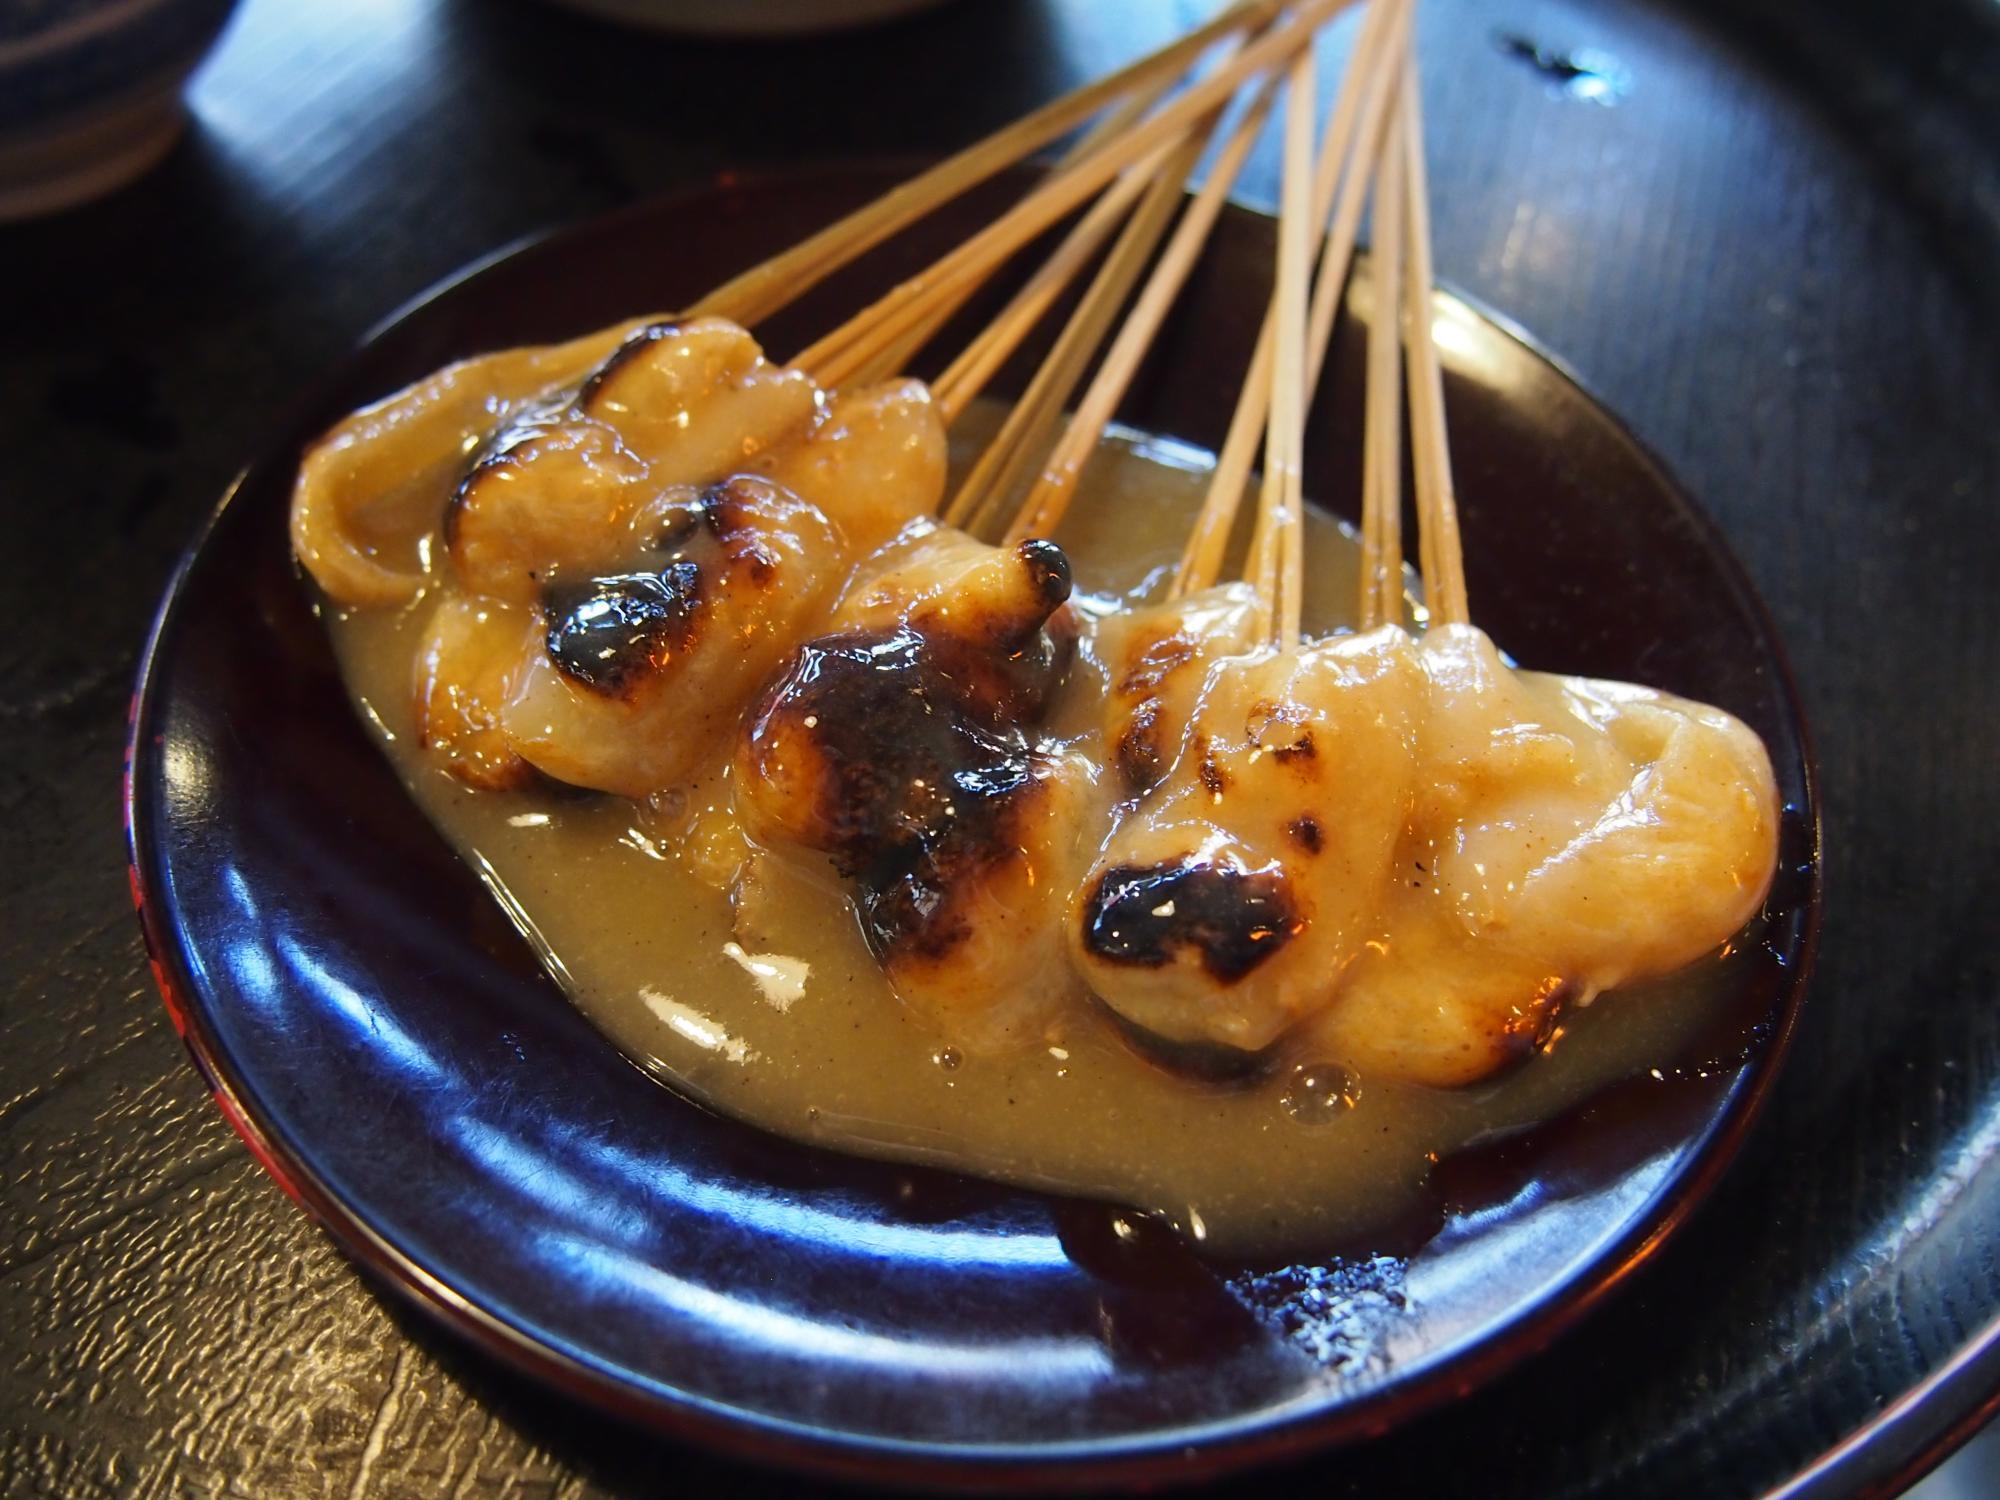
[123, 163, 1825, 1491]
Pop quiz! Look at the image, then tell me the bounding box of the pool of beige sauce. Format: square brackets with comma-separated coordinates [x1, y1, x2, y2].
[327, 402, 1737, 1256]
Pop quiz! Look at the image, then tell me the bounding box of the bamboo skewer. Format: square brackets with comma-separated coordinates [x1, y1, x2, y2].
[929, 142, 1172, 423]
[790, 0, 1351, 382]
[836, 73, 1185, 392]
[1280, 48, 1326, 650]
[687, 0, 1289, 329]
[1396, 47, 1468, 627]
[1001, 76, 1285, 547]
[806, 265, 978, 390]
[710, 0, 1462, 646]
[1357, 101, 1407, 632]
[820, 151, 1164, 397]
[1245, 46, 1320, 648]
[1300, 0, 1410, 416]
[1172, 0, 1412, 599]
[944, 127, 1214, 532]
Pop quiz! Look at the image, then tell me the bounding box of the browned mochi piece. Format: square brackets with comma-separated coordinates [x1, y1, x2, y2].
[829, 520, 1075, 645]
[862, 750, 1098, 1050]
[734, 529, 1093, 1050]
[411, 595, 537, 791]
[446, 319, 817, 604]
[1305, 624, 1780, 1087]
[446, 407, 650, 605]
[1306, 900, 1572, 1088]
[1070, 626, 1424, 1055]
[501, 476, 840, 798]
[755, 379, 947, 558]
[575, 318, 816, 480]
[737, 527, 1077, 853]
[1094, 584, 1260, 794]
[292, 316, 654, 607]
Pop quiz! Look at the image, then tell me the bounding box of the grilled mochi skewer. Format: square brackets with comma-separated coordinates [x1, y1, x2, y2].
[711, 40, 1329, 1051]
[733, 524, 1100, 1052]
[716, 33, 1341, 1051]
[299, 317, 947, 796]
[1074, 627, 1425, 1059]
[1073, 616, 1780, 1082]
[1072, 54, 1780, 1085]
[1319, 68, 1781, 1087]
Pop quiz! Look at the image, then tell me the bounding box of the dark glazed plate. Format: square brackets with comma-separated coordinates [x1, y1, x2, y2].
[124, 166, 1818, 1489]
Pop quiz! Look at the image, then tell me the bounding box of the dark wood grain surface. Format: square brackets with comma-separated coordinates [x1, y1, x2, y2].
[3, 0, 1996, 1496]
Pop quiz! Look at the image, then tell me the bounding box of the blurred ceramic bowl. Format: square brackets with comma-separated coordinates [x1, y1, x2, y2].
[0, 0, 239, 221]
[540, 0, 956, 38]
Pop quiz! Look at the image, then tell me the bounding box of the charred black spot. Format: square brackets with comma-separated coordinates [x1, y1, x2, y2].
[699, 478, 751, 538]
[694, 476, 790, 586]
[1117, 700, 1164, 792]
[747, 627, 1045, 867]
[739, 544, 779, 587]
[1083, 861, 1299, 983]
[1247, 698, 1315, 767]
[576, 320, 682, 411]
[857, 768, 1044, 965]
[543, 560, 703, 696]
[1196, 739, 1229, 797]
[745, 600, 1077, 967]
[1287, 815, 1323, 853]
[740, 532, 1079, 967]
[650, 508, 704, 552]
[1270, 731, 1316, 764]
[1018, 538, 1072, 606]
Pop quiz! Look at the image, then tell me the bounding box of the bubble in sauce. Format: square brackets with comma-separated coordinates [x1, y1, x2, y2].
[1280, 1061, 1361, 1124]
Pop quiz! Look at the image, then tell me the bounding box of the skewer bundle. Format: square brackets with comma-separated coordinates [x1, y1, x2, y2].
[696, 0, 1455, 637]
